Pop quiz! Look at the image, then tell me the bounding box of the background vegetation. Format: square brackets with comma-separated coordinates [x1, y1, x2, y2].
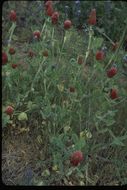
[2, 0, 127, 186]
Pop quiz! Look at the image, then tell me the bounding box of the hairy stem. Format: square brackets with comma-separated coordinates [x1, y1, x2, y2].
[8, 22, 16, 48]
[84, 26, 93, 64]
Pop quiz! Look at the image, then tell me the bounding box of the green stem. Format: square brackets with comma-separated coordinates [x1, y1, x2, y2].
[84, 26, 93, 64]
[8, 22, 16, 48]
[40, 20, 46, 36]
[21, 58, 46, 104]
[105, 23, 127, 70]
[95, 27, 114, 45]
[59, 30, 67, 62]
[31, 58, 46, 90]
[51, 26, 55, 58]
[44, 78, 47, 96]
[88, 89, 91, 129]
[85, 163, 89, 185]
[84, 69, 96, 89]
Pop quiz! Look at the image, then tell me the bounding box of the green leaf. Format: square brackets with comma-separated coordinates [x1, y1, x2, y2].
[105, 118, 116, 126]
[18, 112, 28, 121]
[12, 35, 18, 41]
[75, 138, 86, 150]
[27, 101, 33, 109]
[2, 113, 10, 128]
[91, 37, 103, 50]
[72, 133, 79, 143]
[111, 138, 125, 147]
[27, 101, 38, 111]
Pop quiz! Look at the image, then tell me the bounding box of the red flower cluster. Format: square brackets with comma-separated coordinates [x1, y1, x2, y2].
[110, 89, 118, 99]
[96, 50, 104, 61]
[106, 66, 118, 100]
[45, 1, 54, 16]
[47, 6, 54, 16]
[28, 50, 36, 58]
[43, 50, 48, 57]
[64, 20, 72, 30]
[5, 106, 14, 115]
[70, 151, 83, 166]
[51, 11, 59, 24]
[45, 1, 60, 24]
[11, 64, 18, 69]
[69, 86, 75, 93]
[9, 47, 15, 55]
[9, 10, 16, 22]
[77, 55, 84, 65]
[2, 52, 8, 65]
[107, 67, 117, 78]
[88, 9, 96, 25]
[33, 30, 41, 40]
[45, 0, 53, 9]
